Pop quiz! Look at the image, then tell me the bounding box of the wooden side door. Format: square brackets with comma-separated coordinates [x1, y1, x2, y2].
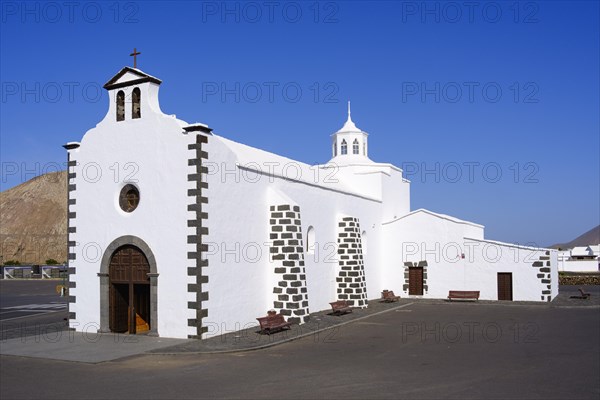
[497, 272, 513, 301]
[409, 267, 424, 295]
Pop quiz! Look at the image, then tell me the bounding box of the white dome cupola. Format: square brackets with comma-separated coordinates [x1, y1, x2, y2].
[330, 102, 370, 163]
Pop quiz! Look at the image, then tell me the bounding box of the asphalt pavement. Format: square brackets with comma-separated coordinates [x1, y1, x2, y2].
[1, 281, 599, 399]
[0, 280, 69, 341]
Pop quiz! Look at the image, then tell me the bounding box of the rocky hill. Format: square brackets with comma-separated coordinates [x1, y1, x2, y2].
[0, 171, 67, 264]
[550, 225, 600, 250]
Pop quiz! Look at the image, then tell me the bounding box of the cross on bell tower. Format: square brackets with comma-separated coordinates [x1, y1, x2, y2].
[129, 48, 141, 68]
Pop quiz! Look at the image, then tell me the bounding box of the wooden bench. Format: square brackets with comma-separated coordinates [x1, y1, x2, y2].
[381, 290, 400, 302]
[329, 300, 352, 315]
[447, 290, 480, 301]
[256, 314, 293, 335]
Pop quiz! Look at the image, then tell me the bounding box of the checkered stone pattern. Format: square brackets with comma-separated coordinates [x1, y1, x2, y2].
[186, 133, 210, 338]
[402, 261, 428, 294]
[336, 217, 368, 308]
[269, 205, 310, 324]
[66, 155, 77, 321]
[533, 250, 552, 302]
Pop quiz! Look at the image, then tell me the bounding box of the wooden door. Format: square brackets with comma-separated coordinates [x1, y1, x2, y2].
[109, 246, 151, 334]
[134, 284, 150, 333]
[497, 273, 513, 301]
[409, 267, 423, 295]
[109, 284, 129, 333]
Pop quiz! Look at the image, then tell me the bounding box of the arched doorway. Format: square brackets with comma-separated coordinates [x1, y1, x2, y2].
[109, 245, 151, 334]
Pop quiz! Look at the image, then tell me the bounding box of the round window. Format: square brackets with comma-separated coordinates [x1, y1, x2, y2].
[119, 184, 140, 213]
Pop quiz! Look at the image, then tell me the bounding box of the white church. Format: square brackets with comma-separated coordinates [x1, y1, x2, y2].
[64, 65, 558, 339]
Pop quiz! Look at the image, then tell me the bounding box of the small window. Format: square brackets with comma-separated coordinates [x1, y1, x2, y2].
[116, 91, 125, 122]
[306, 226, 315, 254]
[119, 184, 140, 213]
[341, 139, 347, 155]
[353, 139, 359, 155]
[132, 87, 141, 119]
[363, 140, 366, 155]
[333, 142, 337, 157]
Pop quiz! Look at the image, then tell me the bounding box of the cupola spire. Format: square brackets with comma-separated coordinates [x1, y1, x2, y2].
[338, 100, 358, 133]
[347, 100, 352, 121]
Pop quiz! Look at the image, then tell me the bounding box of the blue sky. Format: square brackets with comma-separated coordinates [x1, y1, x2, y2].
[1, 0, 598, 246]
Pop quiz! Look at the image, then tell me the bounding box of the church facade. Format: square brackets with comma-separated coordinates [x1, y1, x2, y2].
[64, 67, 558, 339]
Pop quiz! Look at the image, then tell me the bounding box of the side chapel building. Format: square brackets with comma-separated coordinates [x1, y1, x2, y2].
[64, 66, 558, 339]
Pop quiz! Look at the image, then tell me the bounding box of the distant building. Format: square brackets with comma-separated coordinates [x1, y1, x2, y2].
[558, 245, 600, 272]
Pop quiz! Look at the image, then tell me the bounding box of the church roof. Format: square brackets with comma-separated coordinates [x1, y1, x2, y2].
[382, 208, 484, 229]
[103, 67, 162, 90]
[215, 135, 381, 202]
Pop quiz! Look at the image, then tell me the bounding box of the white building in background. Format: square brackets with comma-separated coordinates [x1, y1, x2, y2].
[63, 66, 558, 339]
[558, 245, 599, 272]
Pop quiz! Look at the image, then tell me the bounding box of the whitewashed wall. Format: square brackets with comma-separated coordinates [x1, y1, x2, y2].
[202, 136, 396, 338]
[68, 80, 194, 338]
[560, 260, 599, 272]
[381, 210, 557, 301]
[464, 238, 558, 302]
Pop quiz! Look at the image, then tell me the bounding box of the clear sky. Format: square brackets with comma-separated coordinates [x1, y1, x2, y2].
[1, 0, 598, 246]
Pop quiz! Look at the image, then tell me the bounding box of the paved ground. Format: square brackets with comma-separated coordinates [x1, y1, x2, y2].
[1, 281, 599, 399]
[0, 280, 69, 340]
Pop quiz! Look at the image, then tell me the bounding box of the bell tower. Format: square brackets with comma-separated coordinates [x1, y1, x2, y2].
[101, 51, 163, 125]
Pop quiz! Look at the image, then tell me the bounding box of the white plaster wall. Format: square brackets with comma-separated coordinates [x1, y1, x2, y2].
[202, 136, 385, 338]
[381, 211, 474, 297]
[551, 250, 559, 299]
[69, 82, 194, 338]
[560, 260, 599, 272]
[381, 169, 410, 222]
[381, 211, 553, 301]
[465, 239, 558, 302]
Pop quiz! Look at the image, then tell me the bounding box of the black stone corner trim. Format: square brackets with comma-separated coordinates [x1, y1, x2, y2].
[187, 133, 210, 338]
[270, 204, 310, 324]
[66, 150, 77, 321]
[336, 217, 368, 308]
[532, 251, 553, 302]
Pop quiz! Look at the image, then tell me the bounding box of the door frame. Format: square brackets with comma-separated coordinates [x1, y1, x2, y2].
[99, 236, 159, 335]
[408, 266, 424, 296]
[108, 246, 151, 334]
